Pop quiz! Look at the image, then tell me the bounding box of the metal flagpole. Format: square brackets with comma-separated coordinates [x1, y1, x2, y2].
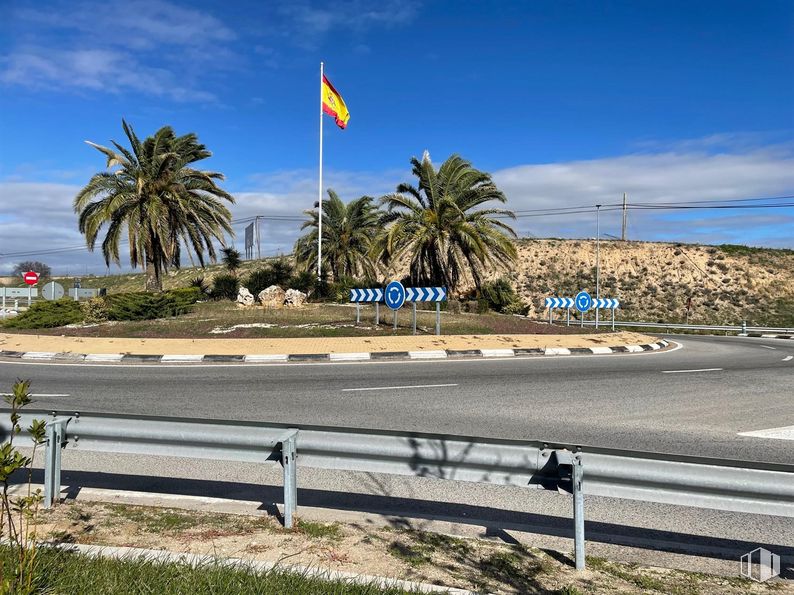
[595, 204, 601, 330]
[317, 62, 324, 280]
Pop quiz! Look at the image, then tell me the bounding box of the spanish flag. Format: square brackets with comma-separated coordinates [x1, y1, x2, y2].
[322, 75, 350, 129]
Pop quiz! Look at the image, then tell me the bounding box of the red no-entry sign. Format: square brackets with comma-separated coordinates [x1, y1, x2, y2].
[23, 271, 40, 286]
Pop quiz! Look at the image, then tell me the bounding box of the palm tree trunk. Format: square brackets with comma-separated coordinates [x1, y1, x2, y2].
[145, 257, 162, 292]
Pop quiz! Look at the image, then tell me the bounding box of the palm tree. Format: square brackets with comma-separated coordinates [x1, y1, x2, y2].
[74, 120, 234, 292]
[375, 152, 517, 293]
[294, 190, 379, 281]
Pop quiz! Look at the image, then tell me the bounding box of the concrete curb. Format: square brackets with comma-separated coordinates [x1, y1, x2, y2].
[0, 339, 670, 365]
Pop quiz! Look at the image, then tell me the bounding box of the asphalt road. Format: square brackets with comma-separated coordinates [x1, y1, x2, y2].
[0, 334, 792, 463]
[1, 334, 792, 577]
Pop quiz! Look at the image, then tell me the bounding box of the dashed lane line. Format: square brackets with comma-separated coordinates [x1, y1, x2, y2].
[342, 383, 458, 392]
[661, 368, 723, 374]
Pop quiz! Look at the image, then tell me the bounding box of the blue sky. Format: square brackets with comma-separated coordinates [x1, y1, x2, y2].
[1, 0, 793, 274]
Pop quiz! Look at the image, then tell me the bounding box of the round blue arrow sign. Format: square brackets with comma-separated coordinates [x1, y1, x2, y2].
[575, 290, 592, 313]
[384, 280, 406, 310]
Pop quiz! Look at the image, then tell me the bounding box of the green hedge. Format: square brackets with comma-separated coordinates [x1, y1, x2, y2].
[107, 287, 203, 321]
[2, 299, 83, 329]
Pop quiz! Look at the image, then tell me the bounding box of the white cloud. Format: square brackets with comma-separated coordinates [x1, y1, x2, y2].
[494, 146, 794, 246]
[1, 0, 236, 102]
[1, 143, 792, 276]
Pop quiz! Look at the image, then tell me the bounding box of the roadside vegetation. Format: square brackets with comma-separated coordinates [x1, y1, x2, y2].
[25, 499, 783, 594]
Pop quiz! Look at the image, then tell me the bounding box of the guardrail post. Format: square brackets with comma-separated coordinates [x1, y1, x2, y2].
[280, 430, 299, 529]
[573, 455, 585, 570]
[740, 320, 747, 336]
[43, 418, 69, 509]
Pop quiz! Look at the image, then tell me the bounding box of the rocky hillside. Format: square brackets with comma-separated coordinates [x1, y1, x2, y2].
[64, 240, 794, 327]
[509, 240, 794, 326]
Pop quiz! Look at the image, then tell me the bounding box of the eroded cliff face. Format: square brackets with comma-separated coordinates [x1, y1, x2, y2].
[502, 240, 793, 325]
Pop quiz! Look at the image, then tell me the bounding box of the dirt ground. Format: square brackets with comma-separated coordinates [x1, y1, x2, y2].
[29, 500, 788, 595]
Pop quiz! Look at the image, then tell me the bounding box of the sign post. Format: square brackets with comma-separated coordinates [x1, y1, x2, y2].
[350, 283, 446, 335]
[23, 271, 39, 307]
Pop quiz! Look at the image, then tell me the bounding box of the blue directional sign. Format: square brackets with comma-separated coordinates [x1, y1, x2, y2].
[349, 288, 384, 303]
[384, 280, 406, 310]
[544, 297, 574, 309]
[575, 291, 592, 313]
[405, 287, 447, 302]
[593, 298, 620, 309]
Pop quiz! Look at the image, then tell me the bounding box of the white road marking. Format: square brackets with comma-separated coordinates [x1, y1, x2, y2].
[783, 356, 793, 362]
[408, 350, 447, 360]
[738, 425, 794, 441]
[544, 347, 571, 356]
[85, 353, 124, 362]
[480, 348, 515, 358]
[244, 354, 288, 362]
[589, 347, 613, 354]
[662, 368, 723, 374]
[160, 354, 203, 362]
[759, 345, 776, 350]
[342, 383, 458, 392]
[0, 393, 70, 397]
[329, 352, 371, 362]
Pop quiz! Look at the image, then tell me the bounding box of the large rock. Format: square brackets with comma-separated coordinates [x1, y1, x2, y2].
[236, 287, 255, 307]
[259, 285, 286, 308]
[284, 288, 307, 308]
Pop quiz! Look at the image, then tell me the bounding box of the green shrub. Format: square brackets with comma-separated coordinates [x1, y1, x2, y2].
[210, 274, 239, 301]
[244, 268, 279, 297]
[107, 288, 202, 321]
[328, 276, 361, 302]
[245, 260, 294, 296]
[3, 299, 83, 329]
[168, 287, 204, 309]
[479, 278, 526, 314]
[288, 270, 316, 294]
[189, 276, 209, 295]
[81, 297, 109, 324]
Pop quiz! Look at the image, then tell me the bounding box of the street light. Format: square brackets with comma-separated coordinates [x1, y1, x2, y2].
[595, 204, 601, 330]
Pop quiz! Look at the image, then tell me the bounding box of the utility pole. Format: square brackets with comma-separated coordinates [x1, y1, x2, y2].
[621, 192, 628, 241]
[255, 216, 261, 260]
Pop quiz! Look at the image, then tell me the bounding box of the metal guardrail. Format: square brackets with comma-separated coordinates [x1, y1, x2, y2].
[3, 409, 793, 571]
[539, 318, 794, 335]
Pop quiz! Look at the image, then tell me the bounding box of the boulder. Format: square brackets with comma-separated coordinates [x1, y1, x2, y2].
[236, 287, 255, 307]
[284, 288, 307, 308]
[259, 285, 286, 308]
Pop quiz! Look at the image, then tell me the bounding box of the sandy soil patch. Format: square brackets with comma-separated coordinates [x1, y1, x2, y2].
[0, 331, 659, 356]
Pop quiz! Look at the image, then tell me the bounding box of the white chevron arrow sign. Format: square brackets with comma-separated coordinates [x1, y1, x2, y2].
[349, 288, 383, 302]
[593, 298, 620, 309]
[544, 297, 575, 309]
[405, 287, 447, 302]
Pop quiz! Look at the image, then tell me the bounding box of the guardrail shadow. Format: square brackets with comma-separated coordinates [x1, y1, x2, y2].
[13, 468, 792, 579]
